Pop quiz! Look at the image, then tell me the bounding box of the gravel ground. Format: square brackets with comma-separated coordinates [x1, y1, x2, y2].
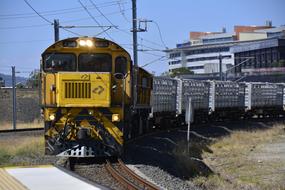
[134, 164, 197, 190]
[123, 119, 285, 190]
[2, 118, 282, 190]
[124, 130, 204, 190]
[73, 163, 124, 190]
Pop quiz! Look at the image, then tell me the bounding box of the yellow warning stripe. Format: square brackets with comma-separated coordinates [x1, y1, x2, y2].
[0, 168, 28, 190]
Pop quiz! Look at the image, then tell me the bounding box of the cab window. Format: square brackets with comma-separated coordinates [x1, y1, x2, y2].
[43, 53, 76, 72]
[115, 56, 127, 75]
[79, 53, 112, 72]
[142, 77, 148, 88]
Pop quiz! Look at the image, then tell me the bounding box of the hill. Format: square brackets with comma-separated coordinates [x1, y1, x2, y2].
[0, 73, 27, 87]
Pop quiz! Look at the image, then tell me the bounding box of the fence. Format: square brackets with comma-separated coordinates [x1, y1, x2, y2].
[0, 88, 41, 130]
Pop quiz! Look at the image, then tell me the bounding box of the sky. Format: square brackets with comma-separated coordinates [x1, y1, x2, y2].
[0, 0, 285, 77]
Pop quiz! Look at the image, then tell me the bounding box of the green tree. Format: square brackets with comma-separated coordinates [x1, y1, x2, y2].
[26, 70, 40, 88]
[170, 67, 194, 77]
[272, 59, 285, 67]
[160, 71, 171, 77]
[278, 59, 285, 67]
[160, 67, 194, 77]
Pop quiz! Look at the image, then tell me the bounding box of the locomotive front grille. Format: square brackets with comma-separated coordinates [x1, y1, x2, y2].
[64, 82, 91, 99]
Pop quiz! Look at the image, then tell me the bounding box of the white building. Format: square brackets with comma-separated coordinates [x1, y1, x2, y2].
[167, 24, 285, 74]
[167, 41, 236, 74]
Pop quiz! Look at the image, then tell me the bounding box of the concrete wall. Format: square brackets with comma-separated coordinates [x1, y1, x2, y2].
[239, 32, 267, 41]
[234, 25, 272, 40]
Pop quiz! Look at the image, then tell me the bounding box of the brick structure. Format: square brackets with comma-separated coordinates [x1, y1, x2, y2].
[189, 31, 222, 40]
[234, 26, 272, 40]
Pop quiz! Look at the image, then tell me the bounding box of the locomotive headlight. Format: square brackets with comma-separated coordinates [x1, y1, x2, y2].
[79, 40, 86, 46]
[49, 114, 55, 121]
[86, 40, 93, 47]
[88, 109, 94, 115]
[79, 39, 93, 47]
[112, 114, 120, 122]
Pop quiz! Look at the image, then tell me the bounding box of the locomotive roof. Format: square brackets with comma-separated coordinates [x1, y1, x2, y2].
[42, 37, 131, 57]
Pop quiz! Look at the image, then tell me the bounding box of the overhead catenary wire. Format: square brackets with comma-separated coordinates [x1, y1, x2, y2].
[89, 0, 117, 28]
[141, 56, 167, 68]
[0, 23, 49, 30]
[117, 0, 130, 23]
[151, 21, 168, 49]
[23, 0, 52, 24]
[0, 1, 129, 19]
[6, 1, 166, 51]
[78, 0, 114, 40]
[0, 39, 52, 45]
[17, 0, 168, 71]
[87, 0, 166, 50]
[60, 8, 132, 24]
[23, 0, 83, 36]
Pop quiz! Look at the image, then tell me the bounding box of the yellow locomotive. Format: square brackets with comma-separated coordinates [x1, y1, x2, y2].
[41, 37, 152, 157]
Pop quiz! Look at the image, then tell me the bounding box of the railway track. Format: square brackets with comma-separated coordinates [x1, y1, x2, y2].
[105, 159, 160, 190]
[0, 127, 44, 133]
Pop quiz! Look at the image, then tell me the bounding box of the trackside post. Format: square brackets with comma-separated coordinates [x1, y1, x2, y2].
[186, 97, 192, 143]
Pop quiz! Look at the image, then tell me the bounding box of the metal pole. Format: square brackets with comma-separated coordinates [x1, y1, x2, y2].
[219, 54, 223, 81]
[12, 66, 17, 130]
[132, 0, 138, 107]
[187, 97, 192, 142]
[54, 19, 59, 42]
[122, 75, 126, 129]
[187, 97, 192, 154]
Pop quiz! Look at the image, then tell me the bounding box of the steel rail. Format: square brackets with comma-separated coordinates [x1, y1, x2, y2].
[0, 127, 44, 133]
[117, 159, 160, 190]
[105, 160, 141, 190]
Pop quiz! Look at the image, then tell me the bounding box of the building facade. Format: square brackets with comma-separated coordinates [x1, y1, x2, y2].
[231, 38, 285, 76]
[167, 23, 285, 75]
[168, 41, 236, 74]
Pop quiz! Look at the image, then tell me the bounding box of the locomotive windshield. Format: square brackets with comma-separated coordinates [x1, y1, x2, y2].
[79, 53, 112, 72]
[115, 56, 127, 75]
[43, 53, 76, 72]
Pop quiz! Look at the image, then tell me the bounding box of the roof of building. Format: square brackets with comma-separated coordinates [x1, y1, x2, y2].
[200, 33, 235, 39]
[254, 26, 285, 33]
[230, 38, 285, 53]
[167, 35, 285, 53]
[166, 40, 252, 52]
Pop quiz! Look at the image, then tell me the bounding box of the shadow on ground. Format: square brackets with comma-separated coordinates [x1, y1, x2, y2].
[124, 118, 285, 180]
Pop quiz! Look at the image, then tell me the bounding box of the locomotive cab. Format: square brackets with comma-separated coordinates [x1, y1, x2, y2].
[41, 37, 136, 157]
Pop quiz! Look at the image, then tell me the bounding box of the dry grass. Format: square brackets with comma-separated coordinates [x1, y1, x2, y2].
[0, 120, 43, 130]
[0, 134, 45, 166]
[192, 124, 285, 190]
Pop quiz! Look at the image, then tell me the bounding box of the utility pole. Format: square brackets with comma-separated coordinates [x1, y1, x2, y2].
[12, 66, 17, 130]
[54, 19, 59, 42]
[132, 0, 138, 107]
[219, 54, 223, 81]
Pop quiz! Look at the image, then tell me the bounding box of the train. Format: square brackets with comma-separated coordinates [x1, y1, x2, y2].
[41, 37, 152, 157]
[40, 37, 285, 158]
[150, 78, 285, 128]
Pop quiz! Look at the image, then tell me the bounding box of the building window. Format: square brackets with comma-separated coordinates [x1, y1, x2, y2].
[184, 47, 230, 56]
[272, 49, 278, 61]
[187, 55, 231, 62]
[169, 60, 181, 65]
[188, 66, 204, 70]
[169, 52, 181, 58]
